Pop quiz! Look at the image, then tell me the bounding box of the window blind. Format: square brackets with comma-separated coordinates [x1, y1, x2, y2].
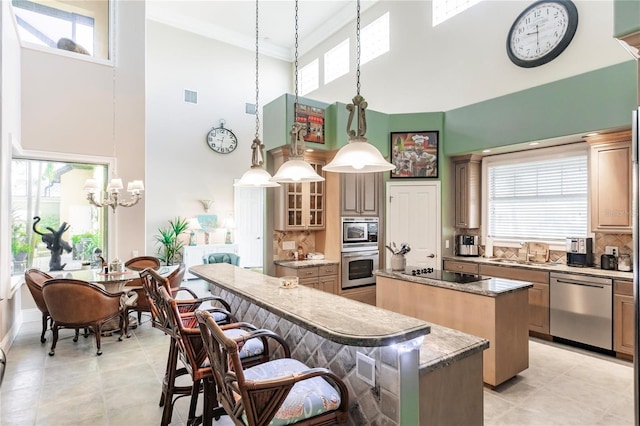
[487, 153, 588, 242]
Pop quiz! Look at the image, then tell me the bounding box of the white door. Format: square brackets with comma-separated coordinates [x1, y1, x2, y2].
[386, 182, 441, 270]
[234, 184, 264, 269]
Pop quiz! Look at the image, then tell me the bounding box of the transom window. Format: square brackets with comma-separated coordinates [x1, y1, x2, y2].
[299, 58, 319, 96]
[324, 38, 350, 84]
[361, 12, 389, 65]
[483, 145, 588, 244]
[433, 0, 483, 26]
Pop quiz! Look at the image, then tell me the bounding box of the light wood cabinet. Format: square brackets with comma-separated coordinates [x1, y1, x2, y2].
[340, 285, 376, 305]
[269, 147, 326, 231]
[340, 172, 382, 217]
[275, 263, 338, 294]
[443, 259, 479, 275]
[587, 130, 632, 233]
[614, 279, 634, 356]
[477, 264, 550, 336]
[452, 154, 481, 229]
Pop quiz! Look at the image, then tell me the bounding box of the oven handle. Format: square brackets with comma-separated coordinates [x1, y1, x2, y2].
[342, 251, 379, 258]
[555, 279, 607, 289]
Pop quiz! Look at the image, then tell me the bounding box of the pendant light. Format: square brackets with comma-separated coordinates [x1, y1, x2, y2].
[323, 0, 396, 174]
[234, 0, 279, 188]
[270, 0, 324, 183]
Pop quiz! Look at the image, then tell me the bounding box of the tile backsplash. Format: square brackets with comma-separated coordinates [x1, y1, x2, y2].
[273, 230, 316, 260]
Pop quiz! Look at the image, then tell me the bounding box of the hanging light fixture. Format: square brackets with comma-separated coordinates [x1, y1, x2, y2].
[234, 0, 279, 188]
[270, 0, 324, 183]
[323, 0, 395, 174]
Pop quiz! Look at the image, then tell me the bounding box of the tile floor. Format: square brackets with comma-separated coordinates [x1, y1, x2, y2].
[1, 279, 636, 425]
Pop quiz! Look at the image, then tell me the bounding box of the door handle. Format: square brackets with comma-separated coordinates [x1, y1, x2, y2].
[427, 254, 436, 258]
[256, 236, 261, 239]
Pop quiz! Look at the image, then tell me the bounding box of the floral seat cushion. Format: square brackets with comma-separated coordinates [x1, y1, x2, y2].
[223, 328, 265, 358]
[242, 358, 342, 425]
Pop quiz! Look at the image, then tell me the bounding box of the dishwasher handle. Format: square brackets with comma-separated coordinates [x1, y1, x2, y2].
[554, 279, 608, 289]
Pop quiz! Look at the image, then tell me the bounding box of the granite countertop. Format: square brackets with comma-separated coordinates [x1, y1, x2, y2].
[190, 263, 430, 347]
[375, 269, 532, 297]
[274, 259, 339, 268]
[444, 255, 634, 280]
[419, 324, 489, 375]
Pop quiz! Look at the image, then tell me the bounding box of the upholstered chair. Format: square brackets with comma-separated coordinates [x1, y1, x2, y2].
[42, 278, 124, 356]
[202, 253, 240, 266]
[197, 309, 349, 426]
[24, 269, 54, 343]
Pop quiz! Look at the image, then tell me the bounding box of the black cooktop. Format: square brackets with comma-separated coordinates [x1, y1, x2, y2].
[401, 267, 490, 284]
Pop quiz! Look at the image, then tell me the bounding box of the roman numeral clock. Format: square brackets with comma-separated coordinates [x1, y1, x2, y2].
[507, 0, 578, 68]
[206, 119, 238, 154]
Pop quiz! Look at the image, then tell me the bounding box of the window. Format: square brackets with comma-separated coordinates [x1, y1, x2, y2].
[361, 12, 389, 65]
[483, 145, 588, 244]
[298, 58, 319, 96]
[11, 0, 110, 60]
[433, 0, 483, 26]
[11, 158, 108, 275]
[324, 38, 349, 84]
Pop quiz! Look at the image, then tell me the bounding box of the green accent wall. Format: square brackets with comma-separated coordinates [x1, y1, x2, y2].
[614, 0, 640, 38]
[444, 61, 637, 156]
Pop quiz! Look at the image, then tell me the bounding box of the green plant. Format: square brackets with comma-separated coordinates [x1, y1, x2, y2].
[71, 232, 100, 261]
[11, 211, 31, 261]
[155, 217, 189, 265]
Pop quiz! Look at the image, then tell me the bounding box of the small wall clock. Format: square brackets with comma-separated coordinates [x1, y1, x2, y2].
[206, 119, 238, 154]
[507, 0, 578, 68]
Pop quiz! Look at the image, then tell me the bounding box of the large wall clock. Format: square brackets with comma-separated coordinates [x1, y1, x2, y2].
[506, 0, 578, 68]
[206, 119, 238, 154]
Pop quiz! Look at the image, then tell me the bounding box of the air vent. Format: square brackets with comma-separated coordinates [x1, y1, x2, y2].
[245, 103, 256, 114]
[184, 89, 198, 104]
[356, 352, 376, 386]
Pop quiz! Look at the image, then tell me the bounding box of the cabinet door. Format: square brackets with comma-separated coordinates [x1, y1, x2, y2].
[528, 282, 550, 334]
[455, 162, 469, 227]
[341, 174, 359, 216]
[614, 293, 634, 355]
[318, 275, 338, 294]
[359, 173, 380, 216]
[307, 161, 325, 230]
[453, 155, 481, 229]
[588, 132, 631, 233]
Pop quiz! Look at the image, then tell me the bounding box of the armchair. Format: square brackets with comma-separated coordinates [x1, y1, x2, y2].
[202, 252, 240, 266]
[24, 269, 53, 343]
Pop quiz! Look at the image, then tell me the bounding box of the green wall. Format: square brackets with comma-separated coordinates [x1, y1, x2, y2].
[444, 61, 637, 156]
[614, 0, 640, 38]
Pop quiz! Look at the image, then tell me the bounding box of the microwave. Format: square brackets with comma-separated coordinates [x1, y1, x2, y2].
[341, 217, 379, 252]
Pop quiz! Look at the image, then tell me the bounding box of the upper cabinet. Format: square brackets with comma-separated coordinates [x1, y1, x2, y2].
[587, 130, 631, 233]
[340, 172, 382, 217]
[269, 147, 326, 231]
[453, 154, 482, 229]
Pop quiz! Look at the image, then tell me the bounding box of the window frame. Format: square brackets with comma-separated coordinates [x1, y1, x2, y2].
[481, 143, 590, 251]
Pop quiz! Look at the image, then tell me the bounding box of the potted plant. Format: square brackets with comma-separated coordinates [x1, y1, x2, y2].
[155, 217, 189, 266]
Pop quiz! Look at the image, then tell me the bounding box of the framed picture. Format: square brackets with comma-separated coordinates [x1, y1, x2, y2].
[295, 103, 325, 144]
[390, 131, 439, 178]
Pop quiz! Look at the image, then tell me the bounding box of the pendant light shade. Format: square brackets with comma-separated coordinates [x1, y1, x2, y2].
[323, 0, 395, 174]
[270, 0, 324, 183]
[234, 0, 279, 188]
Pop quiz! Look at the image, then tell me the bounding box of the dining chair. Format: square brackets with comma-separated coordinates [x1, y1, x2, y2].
[123, 256, 161, 324]
[196, 309, 349, 425]
[24, 269, 54, 343]
[42, 278, 124, 356]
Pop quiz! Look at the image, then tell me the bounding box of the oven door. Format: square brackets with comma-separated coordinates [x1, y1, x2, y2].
[341, 250, 379, 290]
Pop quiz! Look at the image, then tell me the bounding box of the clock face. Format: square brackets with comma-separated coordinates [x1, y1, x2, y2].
[206, 127, 238, 154]
[507, 0, 578, 68]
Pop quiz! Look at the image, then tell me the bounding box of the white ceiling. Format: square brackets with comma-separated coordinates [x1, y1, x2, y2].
[146, 0, 378, 61]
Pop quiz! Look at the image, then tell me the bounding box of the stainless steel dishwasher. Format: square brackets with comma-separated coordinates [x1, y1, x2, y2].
[549, 272, 613, 350]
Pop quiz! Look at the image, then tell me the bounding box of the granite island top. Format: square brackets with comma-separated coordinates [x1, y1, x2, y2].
[444, 255, 634, 280]
[375, 268, 532, 297]
[419, 324, 489, 375]
[273, 259, 339, 268]
[190, 263, 430, 347]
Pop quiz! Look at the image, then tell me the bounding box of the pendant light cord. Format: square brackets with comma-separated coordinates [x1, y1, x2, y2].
[356, 0, 361, 96]
[254, 0, 260, 142]
[294, 0, 299, 105]
[289, 0, 305, 158]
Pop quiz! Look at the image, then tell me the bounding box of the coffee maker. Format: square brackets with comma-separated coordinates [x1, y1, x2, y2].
[566, 237, 593, 267]
[456, 235, 479, 257]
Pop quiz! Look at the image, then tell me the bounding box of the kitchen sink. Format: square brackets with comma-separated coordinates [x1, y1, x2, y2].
[489, 258, 558, 267]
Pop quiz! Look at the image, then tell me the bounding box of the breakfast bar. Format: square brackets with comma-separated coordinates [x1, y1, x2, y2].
[191, 263, 488, 425]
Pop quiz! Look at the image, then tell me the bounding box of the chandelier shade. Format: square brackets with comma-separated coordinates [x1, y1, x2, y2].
[84, 176, 144, 212]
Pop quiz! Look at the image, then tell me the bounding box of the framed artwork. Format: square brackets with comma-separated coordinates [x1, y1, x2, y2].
[295, 103, 325, 144]
[390, 131, 439, 178]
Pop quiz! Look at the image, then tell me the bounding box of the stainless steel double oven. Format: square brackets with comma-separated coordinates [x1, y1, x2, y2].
[341, 217, 379, 290]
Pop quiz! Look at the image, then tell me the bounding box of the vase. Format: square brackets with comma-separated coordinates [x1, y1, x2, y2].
[391, 254, 406, 271]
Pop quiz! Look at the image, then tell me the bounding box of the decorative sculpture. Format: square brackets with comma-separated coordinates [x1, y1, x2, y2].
[32, 216, 73, 271]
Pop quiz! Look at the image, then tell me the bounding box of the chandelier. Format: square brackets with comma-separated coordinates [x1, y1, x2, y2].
[84, 177, 144, 212]
[323, 0, 395, 173]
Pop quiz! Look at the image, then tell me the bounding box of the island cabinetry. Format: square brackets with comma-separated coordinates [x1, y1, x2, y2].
[452, 154, 482, 229]
[614, 279, 634, 357]
[587, 130, 632, 233]
[340, 172, 382, 217]
[443, 259, 479, 274]
[478, 264, 550, 336]
[340, 285, 376, 306]
[275, 263, 338, 294]
[269, 147, 326, 231]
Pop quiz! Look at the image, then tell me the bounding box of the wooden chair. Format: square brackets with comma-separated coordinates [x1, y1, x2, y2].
[123, 256, 161, 324]
[24, 269, 54, 343]
[124, 256, 161, 271]
[42, 278, 124, 356]
[197, 309, 349, 426]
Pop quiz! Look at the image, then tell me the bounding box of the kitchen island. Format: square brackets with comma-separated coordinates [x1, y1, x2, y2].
[376, 268, 532, 387]
[191, 263, 488, 425]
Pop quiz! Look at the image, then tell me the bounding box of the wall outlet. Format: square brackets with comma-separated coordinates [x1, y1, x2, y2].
[282, 241, 296, 250]
[605, 246, 619, 255]
[445, 239, 450, 249]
